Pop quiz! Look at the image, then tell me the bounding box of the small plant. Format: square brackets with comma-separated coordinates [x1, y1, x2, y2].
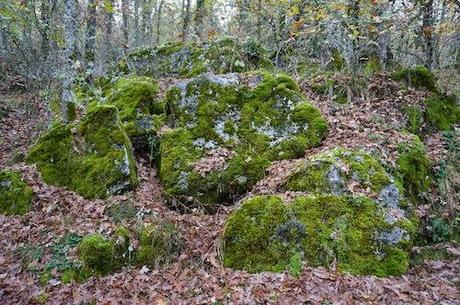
[136, 221, 184, 268]
[288, 252, 303, 277]
[106, 201, 138, 224]
[15, 244, 44, 269]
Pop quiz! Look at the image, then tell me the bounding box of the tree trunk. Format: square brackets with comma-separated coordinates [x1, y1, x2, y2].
[156, 0, 164, 45]
[40, 0, 50, 60]
[104, 0, 114, 60]
[181, 0, 191, 41]
[422, 0, 434, 68]
[62, 0, 78, 122]
[142, 0, 153, 45]
[122, 0, 130, 48]
[194, 0, 205, 40]
[134, 0, 140, 47]
[85, 0, 97, 69]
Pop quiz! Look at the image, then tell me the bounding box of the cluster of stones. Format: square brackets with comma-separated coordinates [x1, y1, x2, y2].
[2, 40, 447, 278]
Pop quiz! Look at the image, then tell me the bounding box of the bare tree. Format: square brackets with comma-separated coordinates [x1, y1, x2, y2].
[85, 0, 97, 68]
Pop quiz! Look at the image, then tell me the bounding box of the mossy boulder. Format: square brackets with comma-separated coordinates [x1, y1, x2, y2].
[391, 66, 437, 91]
[404, 94, 459, 134]
[0, 170, 34, 215]
[120, 38, 273, 78]
[160, 72, 328, 208]
[103, 76, 163, 151]
[223, 194, 415, 276]
[26, 105, 138, 199]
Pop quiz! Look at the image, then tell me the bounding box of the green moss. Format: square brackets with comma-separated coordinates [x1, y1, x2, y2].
[405, 105, 424, 134]
[0, 170, 34, 215]
[222, 196, 290, 273]
[396, 134, 431, 200]
[424, 94, 460, 131]
[391, 66, 437, 91]
[160, 72, 328, 208]
[105, 76, 161, 121]
[78, 234, 117, 275]
[135, 221, 183, 268]
[286, 148, 392, 196]
[223, 194, 414, 276]
[32, 293, 49, 304]
[327, 49, 346, 71]
[26, 105, 138, 199]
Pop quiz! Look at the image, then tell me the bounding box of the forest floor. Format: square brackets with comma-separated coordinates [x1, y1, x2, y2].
[0, 75, 459, 304]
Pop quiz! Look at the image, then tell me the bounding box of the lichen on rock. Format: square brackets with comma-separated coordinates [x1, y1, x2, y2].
[286, 148, 396, 198]
[26, 105, 138, 199]
[159, 72, 328, 209]
[222, 193, 416, 277]
[0, 170, 34, 215]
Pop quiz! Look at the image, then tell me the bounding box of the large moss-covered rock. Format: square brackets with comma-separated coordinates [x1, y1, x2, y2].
[222, 194, 415, 277]
[26, 105, 138, 199]
[0, 170, 34, 215]
[222, 149, 417, 276]
[120, 38, 273, 78]
[160, 72, 328, 208]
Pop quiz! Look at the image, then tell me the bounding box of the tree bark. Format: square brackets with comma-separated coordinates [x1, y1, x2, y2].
[181, 0, 191, 41]
[194, 0, 205, 40]
[156, 0, 164, 45]
[422, 0, 434, 68]
[122, 0, 130, 48]
[62, 0, 78, 122]
[85, 0, 97, 68]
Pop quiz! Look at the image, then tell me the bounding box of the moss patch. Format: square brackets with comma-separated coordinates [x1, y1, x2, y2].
[120, 38, 273, 78]
[77, 221, 183, 276]
[160, 72, 327, 209]
[396, 134, 431, 200]
[223, 194, 415, 276]
[391, 66, 437, 91]
[0, 170, 34, 215]
[424, 94, 460, 131]
[286, 148, 394, 197]
[26, 105, 138, 199]
[103, 76, 163, 152]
